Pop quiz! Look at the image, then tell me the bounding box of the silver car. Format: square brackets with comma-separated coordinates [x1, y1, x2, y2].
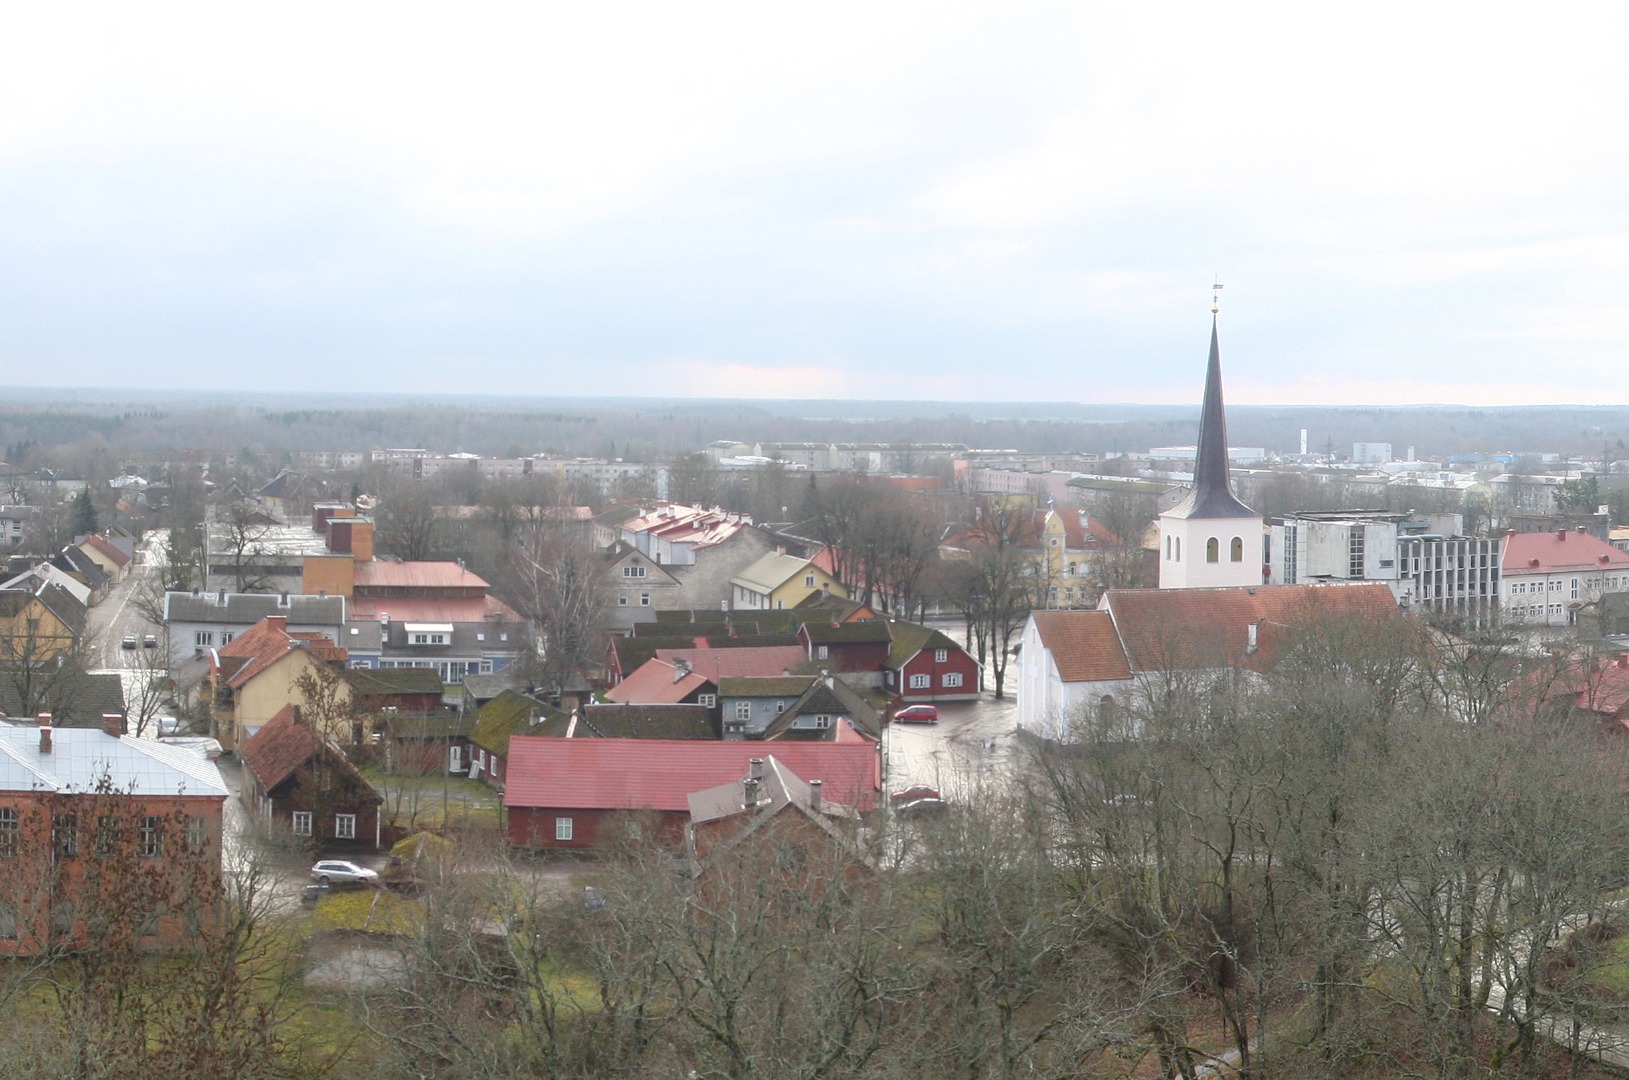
[310, 860, 379, 885]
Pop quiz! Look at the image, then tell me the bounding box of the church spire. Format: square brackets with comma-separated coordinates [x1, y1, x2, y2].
[1167, 315, 1255, 521]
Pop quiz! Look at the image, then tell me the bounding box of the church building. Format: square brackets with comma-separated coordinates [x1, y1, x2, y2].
[1157, 315, 1263, 589]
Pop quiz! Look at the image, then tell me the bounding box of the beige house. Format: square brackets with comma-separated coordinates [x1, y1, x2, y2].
[207, 615, 354, 747]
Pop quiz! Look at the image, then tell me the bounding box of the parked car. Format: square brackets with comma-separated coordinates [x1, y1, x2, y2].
[892, 704, 939, 724]
[895, 797, 949, 818]
[310, 860, 379, 886]
[890, 784, 942, 803]
[142, 634, 157, 649]
[120, 635, 137, 650]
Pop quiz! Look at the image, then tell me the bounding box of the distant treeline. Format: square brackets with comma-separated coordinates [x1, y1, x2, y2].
[3, 393, 1629, 464]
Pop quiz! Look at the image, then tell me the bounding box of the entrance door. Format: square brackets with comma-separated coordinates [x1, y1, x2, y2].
[448, 744, 463, 773]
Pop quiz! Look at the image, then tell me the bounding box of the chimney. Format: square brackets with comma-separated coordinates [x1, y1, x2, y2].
[291, 705, 304, 726]
[749, 757, 764, 782]
[809, 779, 822, 812]
[1558, 529, 1567, 541]
[1618, 655, 1628, 670]
[37, 713, 51, 754]
[102, 713, 124, 738]
[743, 776, 760, 807]
[1246, 622, 1259, 655]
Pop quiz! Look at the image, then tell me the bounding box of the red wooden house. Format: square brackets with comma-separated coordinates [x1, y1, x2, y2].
[503, 737, 881, 851]
[883, 623, 982, 702]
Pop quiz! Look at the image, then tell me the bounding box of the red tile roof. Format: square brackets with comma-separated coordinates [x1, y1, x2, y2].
[652, 646, 810, 681]
[1030, 611, 1132, 683]
[1502, 529, 1629, 575]
[212, 615, 345, 688]
[503, 736, 880, 813]
[603, 659, 711, 704]
[1102, 582, 1401, 674]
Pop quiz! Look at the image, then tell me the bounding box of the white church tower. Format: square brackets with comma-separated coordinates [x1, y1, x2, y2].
[1157, 310, 1262, 589]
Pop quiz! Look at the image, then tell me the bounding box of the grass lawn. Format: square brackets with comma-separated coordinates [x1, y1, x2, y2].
[363, 766, 502, 831]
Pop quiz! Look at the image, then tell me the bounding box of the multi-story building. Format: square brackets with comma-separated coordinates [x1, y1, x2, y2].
[1268, 510, 1501, 613]
[1501, 527, 1629, 628]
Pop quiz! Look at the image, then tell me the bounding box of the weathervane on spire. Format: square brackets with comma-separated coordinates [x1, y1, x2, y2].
[1211, 277, 1224, 314]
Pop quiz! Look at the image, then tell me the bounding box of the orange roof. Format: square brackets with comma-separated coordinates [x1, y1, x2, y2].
[1030, 611, 1132, 683]
[353, 561, 490, 589]
[1102, 582, 1401, 674]
[1502, 529, 1629, 574]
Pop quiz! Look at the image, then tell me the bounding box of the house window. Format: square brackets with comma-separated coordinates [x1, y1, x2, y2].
[186, 816, 207, 853]
[95, 816, 119, 857]
[944, 672, 964, 688]
[618, 595, 628, 606]
[499, 633, 508, 641]
[0, 808, 15, 859]
[292, 812, 312, 837]
[817, 645, 828, 660]
[1206, 538, 1219, 563]
[735, 701, 752, 721]
[812, 715, 832, 729]
[622, 565, 647, 579]
[53, 814, 77, 860]
[221, 631, 234, 644]
[698, 694, 716, 708]
[805, 574, 816, 587]
[476, 632, 485, 641]
[909, 674, 930, 689]
[1175, 537, 1181, 561]
[640, 593, 650, 606]
[775, 701, 786, 714]
[555, 817, 573, 842]
[0, 903, 15, 939]
[935, 649, 948, 663]
[1230, 537, 1244, 562]
[335, 814, 357, 840]
[138, 816, 163, 858]
[776, 600, 784, 609]
[195, 630, 213, 647]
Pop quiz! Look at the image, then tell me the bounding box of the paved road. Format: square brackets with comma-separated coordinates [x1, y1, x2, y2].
[83, 530, 173, 738]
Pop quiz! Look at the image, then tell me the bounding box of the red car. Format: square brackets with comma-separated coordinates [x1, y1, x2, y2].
[892, 704, 939, 725]
[890, 785, 942, 803]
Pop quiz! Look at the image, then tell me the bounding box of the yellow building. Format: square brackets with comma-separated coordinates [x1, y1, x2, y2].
[208, 615, 355, 747]
[0, 583, 83, 663]
[728, 552, 847, 611]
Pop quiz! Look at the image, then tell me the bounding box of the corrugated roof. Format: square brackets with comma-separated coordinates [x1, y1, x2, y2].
[1030, 611, 1132, 683]
[353, 561, 490, 589]
[347, 595, 521, 623]
[0, 724, 227, 797]
[730, 551, 818, 594]
[653, 646, 809, 681]
[503, 737, 880, 812]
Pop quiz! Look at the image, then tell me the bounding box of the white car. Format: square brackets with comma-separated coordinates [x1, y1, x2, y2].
[310, 860, 379, 886]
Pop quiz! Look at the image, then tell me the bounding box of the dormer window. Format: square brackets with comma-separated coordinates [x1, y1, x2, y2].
[405, 623, 452, 646]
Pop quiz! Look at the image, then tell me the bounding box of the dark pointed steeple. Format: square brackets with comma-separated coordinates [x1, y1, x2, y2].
[1166, 317, 1256, 520]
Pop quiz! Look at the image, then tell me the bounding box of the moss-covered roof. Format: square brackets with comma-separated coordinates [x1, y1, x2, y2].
[471, 689, 547, 754]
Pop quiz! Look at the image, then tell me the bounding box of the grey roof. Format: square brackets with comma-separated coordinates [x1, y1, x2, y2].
[164, 591, 347, 625]
[0, 724, 228, 797]
[687, 755, 857, 825]
[53, 547, 108, 591]
[0, 672, 126, 726]
[460, 672, 529, 705]
[1163, 318, 1257, 522]
[760, 677, 881, 741]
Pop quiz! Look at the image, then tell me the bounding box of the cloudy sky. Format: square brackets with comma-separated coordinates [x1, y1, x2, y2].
[2, 2, 1626, 406]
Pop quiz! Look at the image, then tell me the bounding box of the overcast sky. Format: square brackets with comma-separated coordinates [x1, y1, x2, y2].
[2, 3, 1626, 406]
